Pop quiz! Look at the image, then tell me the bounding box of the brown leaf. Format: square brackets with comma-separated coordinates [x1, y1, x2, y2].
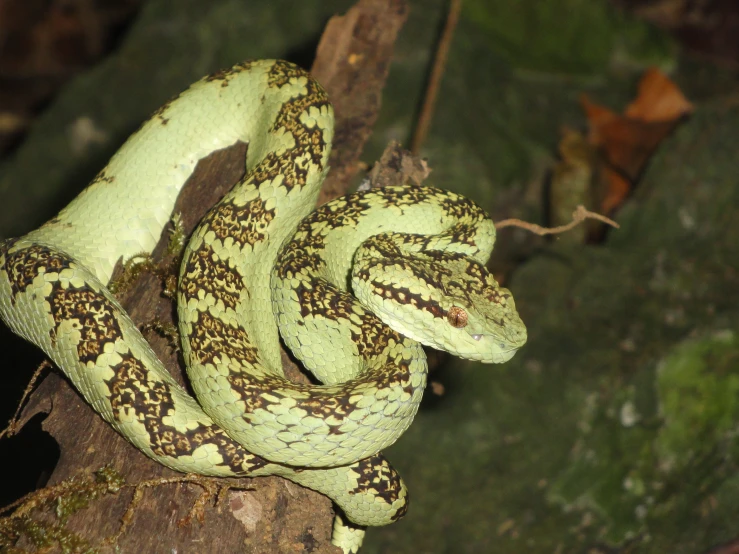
[625, 67, 693, 122]
[580, 68, 692, 214]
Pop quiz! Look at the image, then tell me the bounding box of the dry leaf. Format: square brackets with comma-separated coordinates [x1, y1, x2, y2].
[580, 68, 693, 215]
[625, 67, 693, 122]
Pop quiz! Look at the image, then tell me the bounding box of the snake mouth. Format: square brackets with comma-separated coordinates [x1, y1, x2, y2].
[462, 331, 526, 363]
[490, 346, 521, 363]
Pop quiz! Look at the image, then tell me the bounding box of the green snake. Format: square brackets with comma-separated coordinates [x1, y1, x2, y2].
[0, 60, 527, 552]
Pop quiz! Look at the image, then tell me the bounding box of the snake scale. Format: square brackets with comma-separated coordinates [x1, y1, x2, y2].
[0, 60, 527, 552]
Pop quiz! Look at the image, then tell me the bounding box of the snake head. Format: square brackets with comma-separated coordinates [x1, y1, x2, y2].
[440, 279, 528, 363]
[352, 249, 527, 364]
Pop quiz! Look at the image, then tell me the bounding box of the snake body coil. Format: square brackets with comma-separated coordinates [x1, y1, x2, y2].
[0, 60, 526, 552]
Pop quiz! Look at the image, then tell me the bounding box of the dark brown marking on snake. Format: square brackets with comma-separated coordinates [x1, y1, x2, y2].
[48, 285, 122, 364]
[391, 496, 409, 521]
[204, 61, 254, 85]
[275, 231, 326, 280]
[226, 312, 417, 426]
[203, 196, 275, 247]
[145, 91, 182, 127]
[312, 194, 372, 229]
[241, 60, 331, 192]
[3, 244, 73, 300]
[266, 59, 312, 89]
[294, 280, 352, 320]
[180, 244, 243, 311]
[300, 186, 486, 236]
[372, 358, 416, 398]
[91, 168, 115, 185]
[2, 245, 121, 361]
[107, 351, 268, 474]
[0, 238, 20, 256]
[226, 369, 353, 423]
[0, 239, 20, 288]
[227, 373, 282, 414]
[370, 280, 448, 322]
[223, 343, 421, 450]
[275, 186, 489, 287]
[353, 318, 399, 361]
[292, 279, 400, 359]
[291, 190, 374, 239]
[227, 363, 418, 433]
[354, 233, 504, 323]
[184, 61, 331, 385]
[349, 456, 408, 521]
[188, 311, 260, 369]
[0, 246, 271, 474]
[367, 186, 485, 224]
[273, 195, 373, 281]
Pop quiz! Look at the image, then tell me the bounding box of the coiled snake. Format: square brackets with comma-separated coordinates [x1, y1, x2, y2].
[0, 60, 527, 552]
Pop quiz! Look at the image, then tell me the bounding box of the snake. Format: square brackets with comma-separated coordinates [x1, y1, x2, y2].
[0, 60, 527, 552]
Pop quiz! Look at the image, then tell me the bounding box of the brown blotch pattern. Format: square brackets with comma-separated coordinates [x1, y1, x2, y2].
[301, 390, 356, 424]
[275, 186, 488, 285]
[372, 280, 447, 322]
[350, 456, 409, 521]
[48, 285, 122, 364]
[3, 246, 121, 363]
[188, 311, 260, 370]
[144, 91, 182, 129]
[371, 358, 415, 397]
[204, 196, 275, 246]
[204, 61, 254, 85]
[243, 60, 330, 192]
[276, 231, 326, 280]
[2, 244, 266, 474]
[3, 244, 73, 300]
[227, 370, 356, 427]
[227, 373, 287, 414]
[91, 168, 115, 185]
[108, 351, 268, 473]
[180, 245, 243, 311]
[226, 364, 417, 439]
[371, 186, 484, 224]
[293, 279, 400, 360]
[351, 318, 400, 362]
[313, 196, 370, 229]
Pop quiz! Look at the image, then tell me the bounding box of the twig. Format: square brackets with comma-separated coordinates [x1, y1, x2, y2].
[495, 205, 619, 235]
[0, 359, 51, 439]
[108, 475, 253, 546]
[410, 0, 462, 154]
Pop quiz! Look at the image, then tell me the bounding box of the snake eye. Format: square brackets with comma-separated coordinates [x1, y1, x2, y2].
[447, 306, 468, 328]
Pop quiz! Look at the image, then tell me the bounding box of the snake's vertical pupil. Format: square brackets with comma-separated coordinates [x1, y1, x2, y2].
[447, 306, 468, 328]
